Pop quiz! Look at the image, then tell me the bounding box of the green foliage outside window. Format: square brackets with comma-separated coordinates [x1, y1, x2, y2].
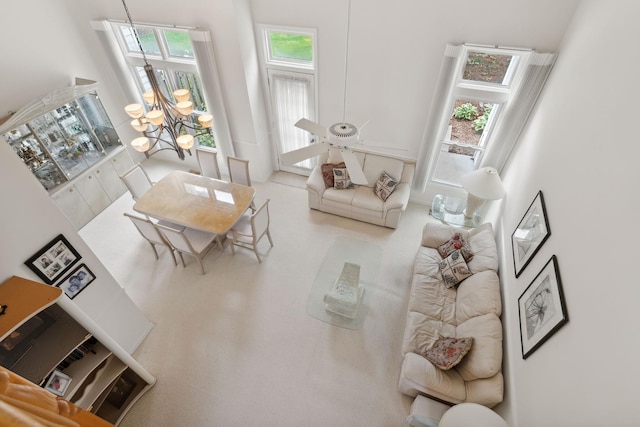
[269, 32, 312, 62]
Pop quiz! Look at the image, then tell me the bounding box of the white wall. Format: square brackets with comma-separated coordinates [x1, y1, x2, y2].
[494, 1, 640, 425]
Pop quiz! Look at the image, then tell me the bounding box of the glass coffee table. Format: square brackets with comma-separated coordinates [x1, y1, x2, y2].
[430, 194, 479, 228]
[306, 237, 382, 330]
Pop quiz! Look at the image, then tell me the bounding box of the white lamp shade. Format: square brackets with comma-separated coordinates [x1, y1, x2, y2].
[142, 90, 156, 105]
[124, 103, 144, 119]
[131, 137, 150, 152]
[461, 167, 505, 200]
[130, 118, 148, 132]
[146, 110, 165, 126]
[173, 88, 190, 102]
[198, 114, 213, 128]
[176, 101, 194, 116]
[176, 134, 194, 149]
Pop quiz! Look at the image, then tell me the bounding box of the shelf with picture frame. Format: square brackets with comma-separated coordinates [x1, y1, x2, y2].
[0, 276, 155, 425]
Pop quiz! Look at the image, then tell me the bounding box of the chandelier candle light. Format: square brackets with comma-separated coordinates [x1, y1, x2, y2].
[121, 0, 213, 160]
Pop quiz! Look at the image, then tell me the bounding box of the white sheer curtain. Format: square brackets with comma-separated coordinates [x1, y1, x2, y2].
[479, 52, 557, 169]
[413, 44, 462, 191]
[271, 72, 315, 170]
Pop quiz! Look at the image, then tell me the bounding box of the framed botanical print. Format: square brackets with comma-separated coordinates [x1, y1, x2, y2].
[25, 234, 81, 285]
[512, 191, 551, 278]
[518, 255, 568, 359]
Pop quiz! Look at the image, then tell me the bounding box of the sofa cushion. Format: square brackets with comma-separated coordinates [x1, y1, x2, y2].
[373, 171, 398, 201]
[454, 313, 503, 381]
[423, 337, 474, 370]
[466, 223, 499, 273]
[363, 154, 405, 187]
[455, 270, 502, 324]
[323, 187, 357, 204]
[439, 251, 472, 288]
[333, 168, 354, 189]
[320, 162, 346, 188]
[402, 311, 457, 355]
[351, 186, 384, 213]
[437, 233, 474, 262]
[421, 223, 469, 249]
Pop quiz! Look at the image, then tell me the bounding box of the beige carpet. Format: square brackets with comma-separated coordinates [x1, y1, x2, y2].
[79, 160, 436, 427]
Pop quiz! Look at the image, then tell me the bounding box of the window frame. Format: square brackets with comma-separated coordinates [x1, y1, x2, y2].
[429, 45, 531, 187]
[261, 25, 317, 72]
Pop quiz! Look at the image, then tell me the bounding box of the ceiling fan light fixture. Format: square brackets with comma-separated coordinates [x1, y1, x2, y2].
[328, 122, 359, 144]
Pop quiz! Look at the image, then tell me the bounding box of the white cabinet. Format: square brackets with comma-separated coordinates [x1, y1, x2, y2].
[0, 276, 155, 426]
[52, 148, 133, 229]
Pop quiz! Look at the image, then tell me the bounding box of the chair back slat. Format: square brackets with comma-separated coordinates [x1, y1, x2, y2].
[196, 147, 221, 179]
[227, 156, 251, 186]
[251, 200, 270, 238]
[120, 163, 153, 200]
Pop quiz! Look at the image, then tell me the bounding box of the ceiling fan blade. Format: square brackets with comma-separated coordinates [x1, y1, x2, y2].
[281, 142, 329, 165]
[341, 149, 368, 185]
[295, 118, 327, 137]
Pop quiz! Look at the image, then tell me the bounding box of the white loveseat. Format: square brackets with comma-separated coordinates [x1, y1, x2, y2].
[305, 149, 415, 228]
[398, 222, 504, 408]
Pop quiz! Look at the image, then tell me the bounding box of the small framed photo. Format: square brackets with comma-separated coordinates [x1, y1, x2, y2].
[44, 370, 72, 397]
[25, 234, 81, 285]
[518, 255, 568, 359]
[57, 264, 95, 299]
[512, 191, 551, 278]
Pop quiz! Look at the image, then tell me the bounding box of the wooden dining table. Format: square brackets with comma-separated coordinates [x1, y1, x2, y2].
[133, 170, 256, 235]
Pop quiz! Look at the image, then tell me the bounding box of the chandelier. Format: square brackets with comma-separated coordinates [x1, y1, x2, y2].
[121, 0, 213, 160]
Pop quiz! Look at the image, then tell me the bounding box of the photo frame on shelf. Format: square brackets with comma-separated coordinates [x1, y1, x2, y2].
[25, 234, 81, 285]
[106, 375, 136, 409]
[518, 255, 568, 359]
[44, 370, 72, 397]
[512, 191, 551, 278]
[57, 264, 95, 299]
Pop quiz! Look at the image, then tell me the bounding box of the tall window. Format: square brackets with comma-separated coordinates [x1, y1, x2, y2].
[110, 23, 215, 148]
[415, 44, 556, 191]
[260, 26, 317, 174]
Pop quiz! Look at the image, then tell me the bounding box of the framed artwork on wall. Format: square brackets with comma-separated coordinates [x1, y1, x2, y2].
[518, 255, 568, 359]
[512, 191, 551, 278]
[57, 264, 95, 300]
[24, 234, 81, 285]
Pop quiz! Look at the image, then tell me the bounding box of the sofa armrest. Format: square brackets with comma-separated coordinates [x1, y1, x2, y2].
[306, 166, 326, 195]
[399, 352, 466, 403]
[383, 183, 411, 212]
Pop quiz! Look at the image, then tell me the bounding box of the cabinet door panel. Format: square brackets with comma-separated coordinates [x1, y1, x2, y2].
[109, 149, 133, 176]
[52, 185, 95, 229]
[95, 164, 126, 202]
[75, 173, 110, 215]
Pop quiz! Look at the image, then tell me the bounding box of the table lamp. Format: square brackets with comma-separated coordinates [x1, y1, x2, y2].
[460, 167, 505, 219]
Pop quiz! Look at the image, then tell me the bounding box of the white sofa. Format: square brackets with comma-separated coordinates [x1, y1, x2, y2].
[398, 222, 504, 408]
[305, 149, 415, 228]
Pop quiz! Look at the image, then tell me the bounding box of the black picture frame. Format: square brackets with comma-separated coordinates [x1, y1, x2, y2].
[57, 264, 95, 299]
[518, 255, 568, 359]
[25, 234, 81, 285]
[512, 191, 551, 278]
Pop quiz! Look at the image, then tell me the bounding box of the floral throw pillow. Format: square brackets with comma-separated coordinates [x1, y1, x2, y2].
[333, 168, 354, 189]
[439, 250, 472, 288]
[437, 233, 474, 262]
[373, 171, 398, 201]
[423, 337, 474, 370]
[321, 162, 346, 188]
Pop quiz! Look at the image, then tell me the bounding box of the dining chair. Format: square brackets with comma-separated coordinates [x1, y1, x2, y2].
[123, 212, 178, 266]
[227, 199, 273, 263]
[120, 163, 153, 201]
[227, 156, 251, 186]
[196, 146, 221, 179]
[227, 156, 255, 210]
[156, 223, 222, 275]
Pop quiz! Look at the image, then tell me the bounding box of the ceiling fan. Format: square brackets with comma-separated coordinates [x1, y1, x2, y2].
[280, 0, 370, 185]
